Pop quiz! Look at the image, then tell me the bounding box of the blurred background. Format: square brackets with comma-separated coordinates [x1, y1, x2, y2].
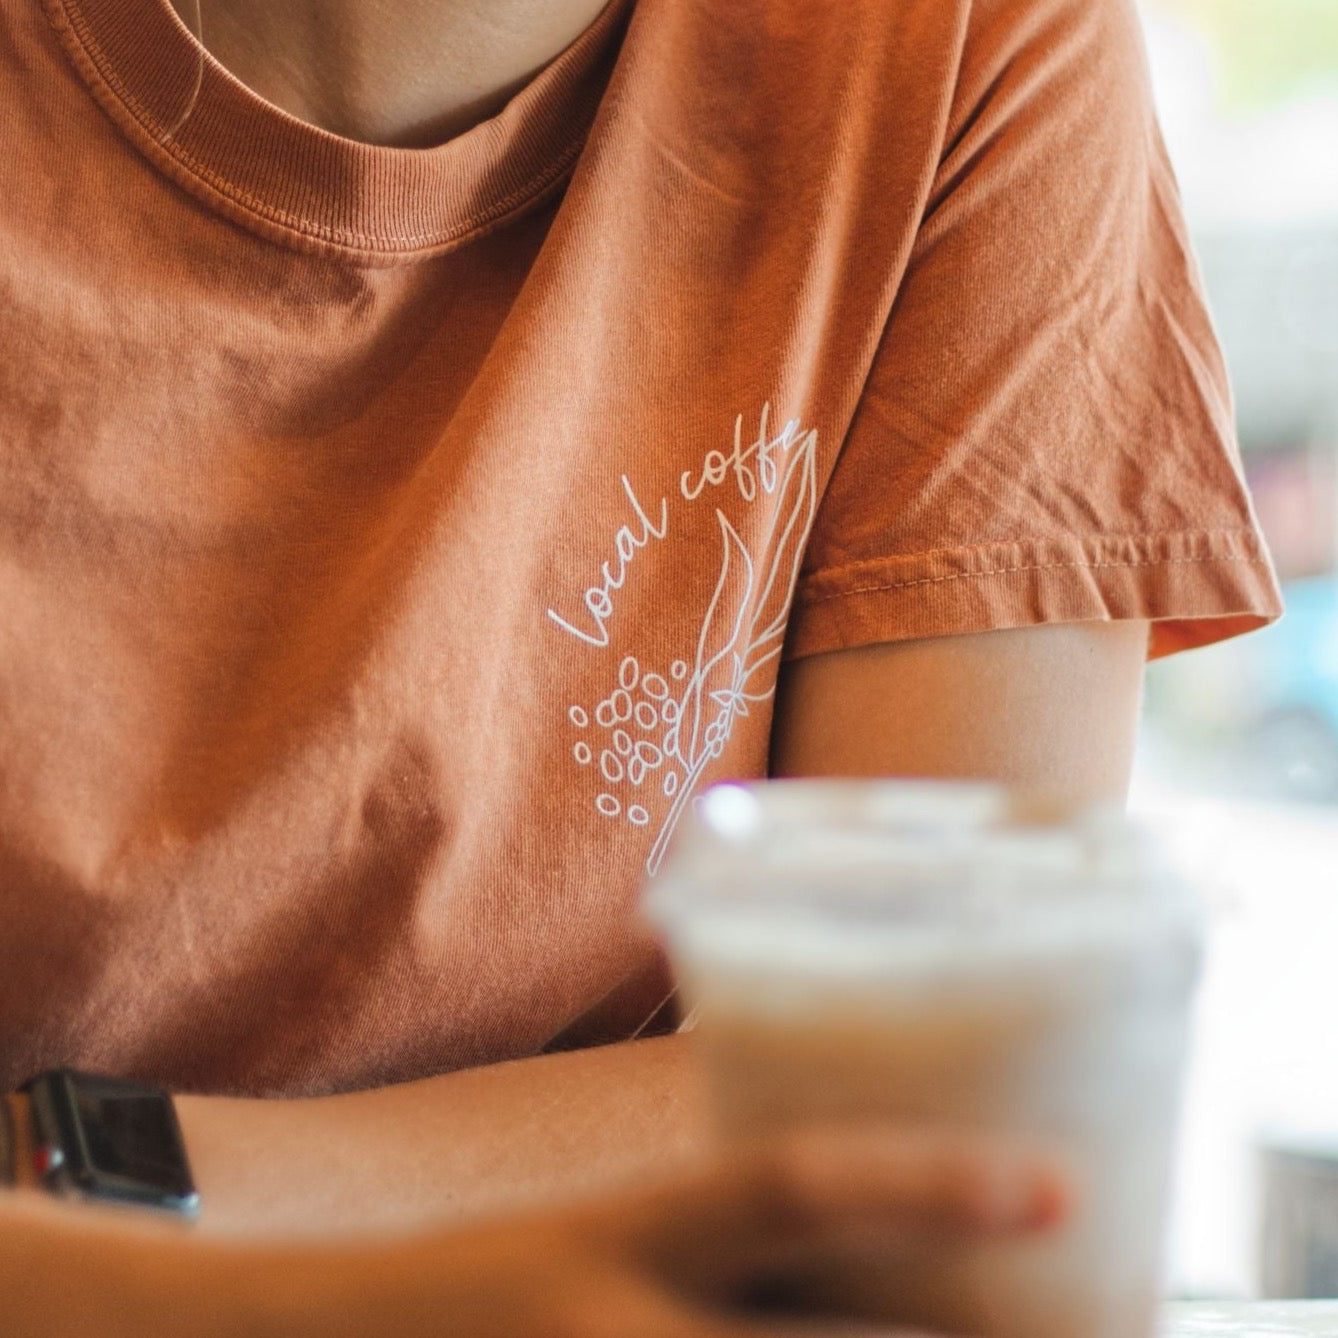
[1131, 0, 1338, 1301]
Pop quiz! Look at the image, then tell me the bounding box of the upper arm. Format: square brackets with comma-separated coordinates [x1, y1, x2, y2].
[769, 620, 1148, 804]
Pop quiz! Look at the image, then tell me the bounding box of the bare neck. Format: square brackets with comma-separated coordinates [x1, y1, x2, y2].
[169, 0, 612, 147]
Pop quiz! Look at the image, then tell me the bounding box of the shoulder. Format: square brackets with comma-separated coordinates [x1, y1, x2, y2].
[921, 0, 1159, 227]
[951, 0, 1153, 120]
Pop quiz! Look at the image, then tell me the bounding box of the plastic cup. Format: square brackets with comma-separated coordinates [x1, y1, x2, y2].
[645, 779, 1204, 1338]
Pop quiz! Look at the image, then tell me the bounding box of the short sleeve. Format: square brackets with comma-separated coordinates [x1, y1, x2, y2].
[787, 0, 1282, 663]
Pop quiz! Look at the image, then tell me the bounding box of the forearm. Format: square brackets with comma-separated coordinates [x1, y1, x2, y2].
[176, 1033, 712, 1236]
[1, 1123, 1068, 1338]
[0, 1188, 505, 1338]
[0, 1037, 705, 1335]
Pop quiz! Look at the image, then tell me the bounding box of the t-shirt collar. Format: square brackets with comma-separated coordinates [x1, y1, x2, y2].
[42, 0, 634, 262]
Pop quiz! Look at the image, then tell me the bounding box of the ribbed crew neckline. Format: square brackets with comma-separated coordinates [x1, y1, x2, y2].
[41, 0, 633, 263]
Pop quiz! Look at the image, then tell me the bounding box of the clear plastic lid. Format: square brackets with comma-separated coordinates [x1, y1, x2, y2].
[643, 780, 1203, 978]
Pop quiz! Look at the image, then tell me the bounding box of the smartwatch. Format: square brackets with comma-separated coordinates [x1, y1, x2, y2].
[19, 1069, 199, 1217]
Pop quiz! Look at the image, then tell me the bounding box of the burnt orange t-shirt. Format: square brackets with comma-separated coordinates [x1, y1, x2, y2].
[0, 0, 1280, 1094]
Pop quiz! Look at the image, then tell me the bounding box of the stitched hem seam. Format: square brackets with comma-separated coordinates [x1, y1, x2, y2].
[799, 550, 1270, 606]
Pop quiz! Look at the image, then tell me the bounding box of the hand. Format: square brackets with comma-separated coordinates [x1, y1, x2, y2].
[0, 1123, 1067, 1338]
[346, 1124, 1068, 1338]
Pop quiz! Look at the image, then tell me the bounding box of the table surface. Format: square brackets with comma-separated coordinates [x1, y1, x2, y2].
[1165, 1302, 1338, 1334]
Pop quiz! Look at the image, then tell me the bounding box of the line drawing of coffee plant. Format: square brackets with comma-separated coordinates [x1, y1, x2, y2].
[567, 425, 819, 875]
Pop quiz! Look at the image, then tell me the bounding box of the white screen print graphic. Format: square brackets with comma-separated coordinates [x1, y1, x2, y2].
[548, 405, 819, 875]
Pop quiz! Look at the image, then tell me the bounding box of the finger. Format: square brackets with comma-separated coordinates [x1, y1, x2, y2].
[531, 1273, 912, 1338]
[744, 1328, 943, 1338]
[613, 1124, 1068, 1282]
[625, 1298, 944, 1338]
[684, 1316, 947, 1338]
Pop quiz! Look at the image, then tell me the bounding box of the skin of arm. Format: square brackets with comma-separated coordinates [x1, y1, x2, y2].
[769, 620, 1148, 798]
[0, 1125, 1067, 1338]
[64, 619, 1144, 1238]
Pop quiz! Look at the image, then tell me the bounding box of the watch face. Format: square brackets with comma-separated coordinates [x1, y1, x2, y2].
[30, 1070, 199, 1214]
[72, 1081, 194, 1196]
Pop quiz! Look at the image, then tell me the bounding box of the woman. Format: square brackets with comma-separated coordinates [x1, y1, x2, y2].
[1, 0, 1276, 1240]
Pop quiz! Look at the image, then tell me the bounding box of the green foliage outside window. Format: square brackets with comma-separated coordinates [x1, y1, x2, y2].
[1150, 0, 1338, 110]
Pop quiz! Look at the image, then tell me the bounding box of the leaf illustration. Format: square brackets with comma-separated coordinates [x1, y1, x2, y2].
[743, 428, 818, 674]
[681, 510, 755, 768]
[645, 415, 823, 878]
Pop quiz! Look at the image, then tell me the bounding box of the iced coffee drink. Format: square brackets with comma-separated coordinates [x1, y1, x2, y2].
[645, 781, 1203, 1338]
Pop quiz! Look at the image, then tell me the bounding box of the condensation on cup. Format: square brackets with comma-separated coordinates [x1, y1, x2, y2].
[644, 779, 1205, 1338]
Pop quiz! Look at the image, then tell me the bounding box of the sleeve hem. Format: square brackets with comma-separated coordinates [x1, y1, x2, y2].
[785, 528, 1283, 663]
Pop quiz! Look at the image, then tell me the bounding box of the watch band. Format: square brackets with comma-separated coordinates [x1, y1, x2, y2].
[0, 1093, 14, 1188]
